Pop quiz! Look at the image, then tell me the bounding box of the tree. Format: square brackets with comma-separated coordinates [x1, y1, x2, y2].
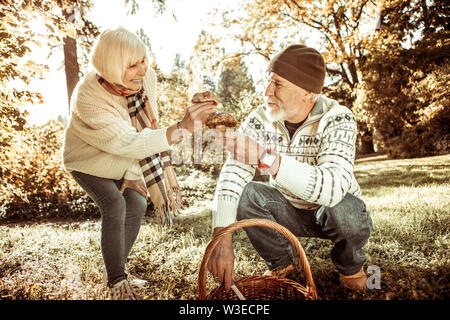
[354, 0, 450, 158]
[59, 1, 100, 108]
[222, 0, 382, 88]
[62, 4, 81, 107]
[1, 0, 66, 142]
[152, 55, 190, 128]
[216, 57, 261, 123]
[124, 0, 167, 15]
[217, 58, 254, 104]
[1, 0, 70, 205]
[189, 30, 224, 90]
[208, 0, 383, 153]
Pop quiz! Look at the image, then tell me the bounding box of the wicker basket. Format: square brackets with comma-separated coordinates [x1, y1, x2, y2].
[198, 218, 318, 300]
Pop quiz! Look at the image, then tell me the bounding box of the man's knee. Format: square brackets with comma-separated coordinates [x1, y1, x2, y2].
[237, 182, 256, 221]
[237, 182, 270, 221]
[321, 193, 372, 242]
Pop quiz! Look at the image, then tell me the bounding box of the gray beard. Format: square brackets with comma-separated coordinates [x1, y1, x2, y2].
[264, 104, 287, 122]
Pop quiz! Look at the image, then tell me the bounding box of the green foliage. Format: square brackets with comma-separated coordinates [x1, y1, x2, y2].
[204, 0, 450, 158]
[0, 1, 53, 137]
[154, 51, 262, 176]
[208, 0, 382, 154]
[354, 0, 450, 158]
[0, 121, 98, 221]
[124, 0, 167, 15]
[0, 0, 102, 220]
[1, 2, 53, 215]
[153, 60, 189, 128]
[216, 58, 262, 124]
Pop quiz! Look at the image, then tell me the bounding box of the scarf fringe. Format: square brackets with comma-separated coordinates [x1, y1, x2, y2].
[154, 188, 184, 227]
[155, 205, 173, 227]
[173, 187, 184, 211]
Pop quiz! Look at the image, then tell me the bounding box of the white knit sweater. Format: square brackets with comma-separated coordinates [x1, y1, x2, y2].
[212, 95, 362, 228]
[62, 69, 170, 180]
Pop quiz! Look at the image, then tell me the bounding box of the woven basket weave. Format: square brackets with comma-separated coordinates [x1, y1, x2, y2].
[198, 218, 318, 300]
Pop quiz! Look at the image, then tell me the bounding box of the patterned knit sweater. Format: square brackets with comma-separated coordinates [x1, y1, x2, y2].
[212, 95, 361, 228]
[62, 69, 170, 180]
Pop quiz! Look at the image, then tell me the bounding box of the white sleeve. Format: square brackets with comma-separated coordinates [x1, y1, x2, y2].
[72, 103, 170, 160]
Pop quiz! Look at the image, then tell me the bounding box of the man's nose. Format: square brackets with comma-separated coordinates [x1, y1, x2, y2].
[265, 81, 274, 96]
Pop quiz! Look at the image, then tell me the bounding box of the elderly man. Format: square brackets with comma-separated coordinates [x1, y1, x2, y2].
[207, 45, 372, 291]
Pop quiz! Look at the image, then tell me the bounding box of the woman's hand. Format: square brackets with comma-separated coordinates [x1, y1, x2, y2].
[180, 101, 218, 133]
[120, 179, 148, 199]
[166, 101, 217, 145]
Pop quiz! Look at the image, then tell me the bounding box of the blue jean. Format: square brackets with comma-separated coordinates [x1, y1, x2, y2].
[70, 171, 147, 286]
[236, 181, 372, 276]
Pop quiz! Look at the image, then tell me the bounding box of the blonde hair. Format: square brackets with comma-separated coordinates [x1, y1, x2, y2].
[91, 26, 148, 86]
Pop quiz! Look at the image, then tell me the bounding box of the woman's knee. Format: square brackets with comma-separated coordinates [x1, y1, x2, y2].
[101, 192, 127, 222]
[124, 189, 147, 218]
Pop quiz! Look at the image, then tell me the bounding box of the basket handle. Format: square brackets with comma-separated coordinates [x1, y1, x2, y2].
[198, 218, 318, 300]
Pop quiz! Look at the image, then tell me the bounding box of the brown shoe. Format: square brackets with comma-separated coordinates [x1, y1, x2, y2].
[339, 268, 367, 290]
[264, 256, 304, 276]
[263, 264, 296, 277]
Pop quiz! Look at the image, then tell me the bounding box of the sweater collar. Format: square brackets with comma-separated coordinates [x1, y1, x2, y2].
[310, 94, 324, 117]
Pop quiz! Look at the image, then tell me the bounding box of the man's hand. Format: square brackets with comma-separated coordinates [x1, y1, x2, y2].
[224, 131, 281, 176]
[224, 131, 264, 165]
[120, 178, 147, 199]
[207, 227, 235, 292]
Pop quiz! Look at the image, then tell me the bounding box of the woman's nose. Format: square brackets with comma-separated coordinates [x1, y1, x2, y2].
[138, 62, 147, 74]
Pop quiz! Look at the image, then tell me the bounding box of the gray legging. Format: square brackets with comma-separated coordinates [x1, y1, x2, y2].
[70, 171, 147, 287]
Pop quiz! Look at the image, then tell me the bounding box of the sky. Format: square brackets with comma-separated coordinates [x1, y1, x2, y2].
[22, 0, 243, 125]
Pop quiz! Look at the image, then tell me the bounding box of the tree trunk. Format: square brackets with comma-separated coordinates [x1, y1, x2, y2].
[348, 59, 374, 154]
[63, 9, 80, 111]
[359, 131, 375, 155]
[348, 61, 359, 85]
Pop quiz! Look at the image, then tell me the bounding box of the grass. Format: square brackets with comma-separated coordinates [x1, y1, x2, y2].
[0, 154, 449, 300]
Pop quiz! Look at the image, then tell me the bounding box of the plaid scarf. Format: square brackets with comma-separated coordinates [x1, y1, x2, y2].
[98, 76, 183, 226]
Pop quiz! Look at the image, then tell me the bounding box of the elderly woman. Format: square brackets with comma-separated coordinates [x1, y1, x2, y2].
[62, 27, 216, 299]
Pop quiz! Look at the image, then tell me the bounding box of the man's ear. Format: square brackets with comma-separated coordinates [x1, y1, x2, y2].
[304, 90, 318, 105]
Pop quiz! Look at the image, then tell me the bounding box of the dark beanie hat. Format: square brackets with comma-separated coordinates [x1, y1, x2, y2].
[267, 44, 326, 93]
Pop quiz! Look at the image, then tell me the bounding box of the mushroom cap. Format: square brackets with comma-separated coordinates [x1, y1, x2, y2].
[205, 112, 238, 129]
[191, 91, 219, 104]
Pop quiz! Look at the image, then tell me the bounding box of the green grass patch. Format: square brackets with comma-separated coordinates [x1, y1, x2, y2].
[1, 154, 449, 300]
